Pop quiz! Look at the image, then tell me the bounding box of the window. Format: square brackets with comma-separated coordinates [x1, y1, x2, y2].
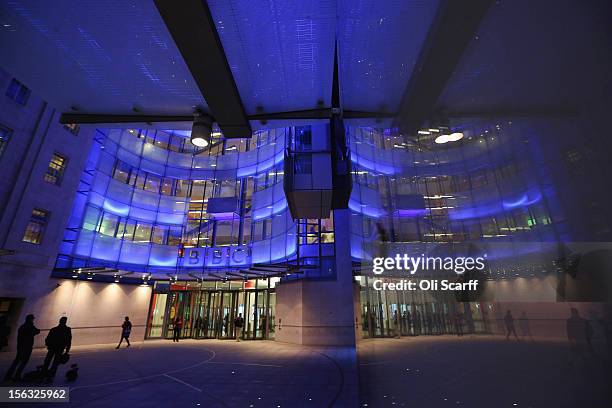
[144, 173, 161, 193]
[294, 154, 312, 174]
[97, 213, 119, 237]
[152, 225, 169, 245]
[294, 126, 312, 151]
[44, 153, 67, 185]
[113, 160, 132, 184]
[22, 209, 49, 244]
[0, 124, 12, 158]
[167, 226, 183, 246]
[6, 78, 31, 105]
[161, 177, 173, 195]
[133, 222, 152, 243]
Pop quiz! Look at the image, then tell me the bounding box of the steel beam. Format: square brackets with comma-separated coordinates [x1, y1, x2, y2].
[154, 0, 251, 138]
[394, 0, 494, 134]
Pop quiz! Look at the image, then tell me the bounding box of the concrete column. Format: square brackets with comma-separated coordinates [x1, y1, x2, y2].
[275, 209, 357, 346]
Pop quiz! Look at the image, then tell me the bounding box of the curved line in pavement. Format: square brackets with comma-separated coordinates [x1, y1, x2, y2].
[315, 351, 346, 408]
[70, 348, 216, 391]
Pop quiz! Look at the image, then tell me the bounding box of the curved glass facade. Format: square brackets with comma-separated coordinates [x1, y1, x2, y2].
[55, 122, 565, 284]
[347, 122, 561, 264]
[56, 127, 298, 277]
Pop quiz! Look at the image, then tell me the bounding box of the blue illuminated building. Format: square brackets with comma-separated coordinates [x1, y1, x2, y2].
[0, 0, 611, 352]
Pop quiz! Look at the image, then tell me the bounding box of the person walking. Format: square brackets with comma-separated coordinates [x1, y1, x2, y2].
[3, 314, 40, 382]
[234, 313, 244, 341]
[567, 308, 590, 364]
[0, 316, 10, 352]
[504, 310, 519, 340]
[172, 316, 183, 342]
[43, 317, 72, 383]
[454, 312, 464, 337]
[393, 311, 401, 338]
[116, 316, 132, 349]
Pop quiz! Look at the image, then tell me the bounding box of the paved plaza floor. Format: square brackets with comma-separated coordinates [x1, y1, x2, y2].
[1, 336, 610, 407]
[358, 335, 611, 408]
[0, 339, 358, 408]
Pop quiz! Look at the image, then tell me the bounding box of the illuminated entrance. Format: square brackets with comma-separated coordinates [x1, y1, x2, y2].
[146, 278, 277, 340]
[357, 276, 492, 338]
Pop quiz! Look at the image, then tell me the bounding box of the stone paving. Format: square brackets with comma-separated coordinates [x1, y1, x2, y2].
[2, 335, 609, 407]
[358, 335, 611, 408]
[0, 339, 358, 408]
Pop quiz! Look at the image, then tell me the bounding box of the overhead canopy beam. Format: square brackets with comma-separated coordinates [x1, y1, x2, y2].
[60, 110, 396, 125]
[154, 0, 251, 138]
[59, 113, 193, 124]
[393, 0, 494, 134]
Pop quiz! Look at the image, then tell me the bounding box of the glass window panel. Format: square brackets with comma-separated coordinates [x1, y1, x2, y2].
[22, 208, 49, 244]
[133, 222, 152, 243]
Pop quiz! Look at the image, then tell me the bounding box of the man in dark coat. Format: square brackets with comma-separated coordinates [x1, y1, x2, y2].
[3, 314, 40, 381]
[43, 317, 72, 382]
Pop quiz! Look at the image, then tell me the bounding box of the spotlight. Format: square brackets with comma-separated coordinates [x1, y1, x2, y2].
[191, 111, 213, 148]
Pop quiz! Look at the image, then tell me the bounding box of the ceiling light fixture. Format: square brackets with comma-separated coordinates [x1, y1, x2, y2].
[191, 111, 213, 148]
[435, 131, 464, 144]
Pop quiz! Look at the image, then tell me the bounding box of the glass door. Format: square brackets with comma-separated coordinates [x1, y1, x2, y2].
[218, 291, 238, 339]
[147, 293, 168, 338]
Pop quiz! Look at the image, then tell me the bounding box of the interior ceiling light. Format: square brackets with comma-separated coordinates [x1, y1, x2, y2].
[191, 111, 213, 147]
[435, 131, 464, 144]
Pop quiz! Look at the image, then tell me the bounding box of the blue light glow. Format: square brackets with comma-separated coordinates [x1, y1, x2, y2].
[102, 199, 130, 216]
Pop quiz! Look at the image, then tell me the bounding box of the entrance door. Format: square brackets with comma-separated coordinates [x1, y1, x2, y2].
[217, 291, 238, 339]
[244, 290, 268, 339]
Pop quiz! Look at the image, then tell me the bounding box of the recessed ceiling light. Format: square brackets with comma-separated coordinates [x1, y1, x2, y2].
[434, 132, 464, 144]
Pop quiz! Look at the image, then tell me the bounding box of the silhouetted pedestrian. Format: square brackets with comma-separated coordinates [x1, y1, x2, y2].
[194, 316, 202, 338]
[234, 313, 244, 341]
[404, 311, 412, 336]
[567, 308, 590, 364]
[4, 314, 40, 382]
[393, 311, 401, 338]
[504, 310, 518, 340]
[454, 312, 464, 336]
[43, 317, 72, 383]
[172, 316, 183, 342]
[0, 316, 9, 352]
[260, 315, 267, 337]
[116, 316, 132, 349]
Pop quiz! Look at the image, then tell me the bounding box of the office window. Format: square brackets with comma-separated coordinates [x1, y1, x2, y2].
[44, 153, 67, 185]
[152, 225, 169, 245]
[112, 160, 132, 184]
[97, 213, 119, 237]
[22, 209, 49, 244]
[0, 124, 12, 158]
[6, 78, 31, 105]
[133, 222, 152, 243]
[167, 226, 183, 246]
[144, 173, 161, 193]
